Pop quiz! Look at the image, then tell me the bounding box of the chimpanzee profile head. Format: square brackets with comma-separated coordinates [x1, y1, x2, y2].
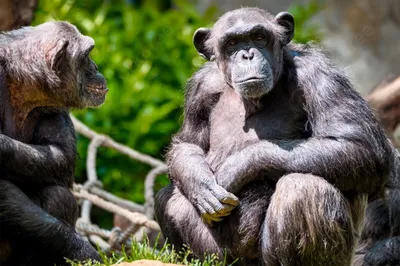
[3, 21, 108, 109]
[39, 21, 108, 108]
[193, 8, 294, 99]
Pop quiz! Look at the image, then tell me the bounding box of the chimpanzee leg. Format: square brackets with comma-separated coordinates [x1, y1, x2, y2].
[363, 236, 400, 266]
[0, 179, 100, 266]
[33, 185, 79, 226]
[261, 173, 356, 266]
[25, 185, 81, 265]
[154, 184, 224, 258]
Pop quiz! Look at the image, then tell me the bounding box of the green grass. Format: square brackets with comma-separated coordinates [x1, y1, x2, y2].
[67, 236, 237, 266]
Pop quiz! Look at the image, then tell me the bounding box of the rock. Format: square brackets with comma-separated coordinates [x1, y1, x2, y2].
[315, 0, 400, 95]
[367, 76, 400, 146]
[114, 260, 182, 266]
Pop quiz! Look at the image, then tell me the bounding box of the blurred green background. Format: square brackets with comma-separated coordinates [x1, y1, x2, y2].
[33, 0, 321, 227]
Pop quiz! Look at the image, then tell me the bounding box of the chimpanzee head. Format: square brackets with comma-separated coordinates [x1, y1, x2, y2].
[193, 8, 294, 99]
[41, 22, 108, 108]
[3, 21, 108, 109]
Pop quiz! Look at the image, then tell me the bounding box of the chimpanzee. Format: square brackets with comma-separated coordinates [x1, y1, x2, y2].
[154, 7, 395, 266]
[0, 22, 108, 265]
[353, 149, 400, 266]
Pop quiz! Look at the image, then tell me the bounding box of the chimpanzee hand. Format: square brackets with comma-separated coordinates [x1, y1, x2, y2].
[66, 234, 102, 264]
[188, 178, 239, 225]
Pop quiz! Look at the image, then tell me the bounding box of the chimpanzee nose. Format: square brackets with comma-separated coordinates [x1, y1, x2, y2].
[242, 50, 254, 60]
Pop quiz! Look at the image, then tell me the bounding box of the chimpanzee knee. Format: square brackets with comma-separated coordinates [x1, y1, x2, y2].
[36, 185, 79, 226]
[155, 184, 223, 258]
[262, 173, 356, 266]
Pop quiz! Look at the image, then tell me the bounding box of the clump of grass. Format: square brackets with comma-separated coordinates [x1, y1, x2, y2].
[67, 236, 236, 266]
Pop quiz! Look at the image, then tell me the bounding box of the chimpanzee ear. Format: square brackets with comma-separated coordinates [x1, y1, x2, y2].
[48, 38, 69, 70]
[275, 12, 295, 45]
[193, 28, 213, 60]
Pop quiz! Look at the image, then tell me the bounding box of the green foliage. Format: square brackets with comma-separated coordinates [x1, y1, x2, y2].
[67, 236, 235, 266]
[288, 0, 322, 43]
[33, 0, 217, 210]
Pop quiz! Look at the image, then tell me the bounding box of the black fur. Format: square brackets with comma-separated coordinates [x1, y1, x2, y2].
[354, 150, 400, 266]
[155, 8, 395, 266]
[0, 22, 107, 265]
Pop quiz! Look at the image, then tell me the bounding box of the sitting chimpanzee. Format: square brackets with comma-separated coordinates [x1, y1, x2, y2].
[155, 8, 395, 266]
[0, 22, 108, 265]
[354, 148, 400, 266]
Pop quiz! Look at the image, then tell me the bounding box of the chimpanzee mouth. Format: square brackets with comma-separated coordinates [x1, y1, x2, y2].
[88, 86, 109, 95]
[236, 76, 266, 83]
[234, 74, 273, 99]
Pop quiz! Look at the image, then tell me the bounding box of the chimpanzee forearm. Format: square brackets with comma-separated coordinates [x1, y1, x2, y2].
[0, 134, 74, 184]
[168, 141, 239, 222]
[168, 142, 215, 194]
[0, 113, 76, 185]
[168, 135, 239, 225]
[216, 138, 389, 195]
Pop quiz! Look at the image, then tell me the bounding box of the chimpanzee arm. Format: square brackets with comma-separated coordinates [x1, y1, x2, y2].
[167, 65, 239, 224]
[0, 110, 76, 186]
[216, 57, 393, 196]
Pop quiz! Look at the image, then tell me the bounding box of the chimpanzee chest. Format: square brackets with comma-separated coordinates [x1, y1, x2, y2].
[208, 89, 306, 162]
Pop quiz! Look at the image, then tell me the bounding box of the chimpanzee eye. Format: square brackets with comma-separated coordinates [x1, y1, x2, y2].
[255, 34, 265, 41]
[253, 34, 268, 48]
[228, 39, 237, 46]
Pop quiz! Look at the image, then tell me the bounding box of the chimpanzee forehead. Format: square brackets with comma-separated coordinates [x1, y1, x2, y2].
[212, 8, 276, 36]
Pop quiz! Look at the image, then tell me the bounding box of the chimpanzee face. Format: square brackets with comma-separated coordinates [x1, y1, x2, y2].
[193, 8, 294, 99]
[217, 24, 275, 98]
[73, 40, 108, 108]
[41, 22, 108, 108]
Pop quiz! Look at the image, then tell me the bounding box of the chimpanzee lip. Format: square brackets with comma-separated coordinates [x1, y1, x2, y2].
[236, 76, 266, 83]
[89, 86, 109, 95]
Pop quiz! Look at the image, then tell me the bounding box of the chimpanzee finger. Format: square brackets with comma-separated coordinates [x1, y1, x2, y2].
[210, 216, 223, 222]
[219, 193, 240, 207]
[198, 198, 218, 217]
[197, 205, 211, 224]
[211, 206, 234, 217]
[205, 193, 229, 214]
[217, 203, 237, 215]
[212, 185, 240, 207]
[201, 213, 213, 225]
[198, 205, 222, 225]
